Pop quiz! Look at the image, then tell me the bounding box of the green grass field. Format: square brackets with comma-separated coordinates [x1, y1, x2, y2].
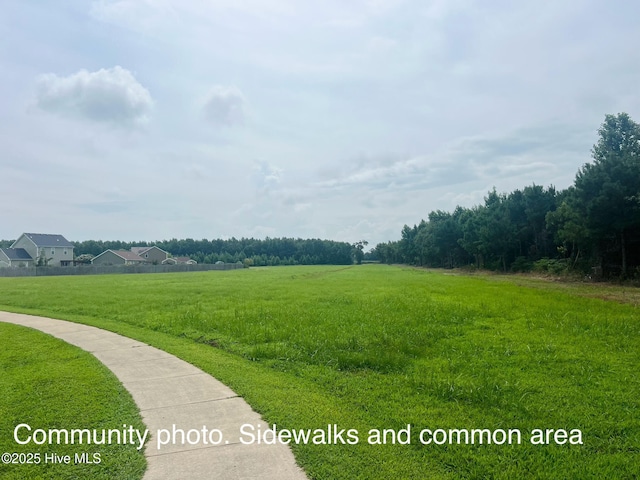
[0, 323, 147, 479]
[0, 265, 638, 479]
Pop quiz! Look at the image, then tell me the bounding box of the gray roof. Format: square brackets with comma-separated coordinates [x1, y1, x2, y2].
[21, 233, 74, 248]
[0, 248, 33, 260]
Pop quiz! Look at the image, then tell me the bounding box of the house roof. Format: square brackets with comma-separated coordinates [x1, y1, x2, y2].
[92, 249, 145, 262]
[18, 233, 74, 248]
[0, 248, 33, 260]
[110, 250, 145, 261]
[131, 245, 168, 255]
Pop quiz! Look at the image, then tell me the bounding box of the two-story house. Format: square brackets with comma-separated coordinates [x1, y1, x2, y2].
[130, 246, 169, 264]
[9, 233, 74, 266]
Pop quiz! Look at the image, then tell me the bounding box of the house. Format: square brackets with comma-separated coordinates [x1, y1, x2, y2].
[162, 256, 197, 265]
[91, 249, 146, 266]
[0, 248, 35, 268]
[10, 233, 74, 266]
[91, 245, 170, 266]
[130, 246, 169, 264]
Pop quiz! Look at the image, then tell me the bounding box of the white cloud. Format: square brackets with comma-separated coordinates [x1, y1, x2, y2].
[315, 153, 464, 191]
[201, 85, 247, 127]
[34, 66, 153, 125]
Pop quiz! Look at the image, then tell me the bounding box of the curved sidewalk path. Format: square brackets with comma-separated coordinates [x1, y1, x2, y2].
[0, 311, 307, 480]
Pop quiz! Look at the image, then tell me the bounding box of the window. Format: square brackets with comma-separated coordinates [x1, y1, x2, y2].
[64, 249, 68, 255]
[51, 249, 55, 255]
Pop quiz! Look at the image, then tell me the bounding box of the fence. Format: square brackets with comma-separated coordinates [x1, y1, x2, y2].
[0, 263, 244, 277]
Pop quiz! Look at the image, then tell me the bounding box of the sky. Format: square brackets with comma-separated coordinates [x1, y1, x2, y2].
[2, 1, 639, 247]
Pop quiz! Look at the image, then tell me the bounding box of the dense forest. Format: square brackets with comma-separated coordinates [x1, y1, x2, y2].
[371, 113, 640, 279]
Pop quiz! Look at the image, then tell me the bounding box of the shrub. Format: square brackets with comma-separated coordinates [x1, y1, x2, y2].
[511, 256, 533, 272]
[532, 258, 569, 275]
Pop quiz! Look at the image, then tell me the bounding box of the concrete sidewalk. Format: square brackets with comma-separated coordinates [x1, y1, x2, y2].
[0, 311, 308, 480]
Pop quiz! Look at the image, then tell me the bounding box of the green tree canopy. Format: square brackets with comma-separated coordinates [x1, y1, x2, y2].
[571, 113, 640, 275]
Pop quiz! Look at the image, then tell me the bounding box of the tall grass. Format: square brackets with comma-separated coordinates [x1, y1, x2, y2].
[0, 265, 638, 479]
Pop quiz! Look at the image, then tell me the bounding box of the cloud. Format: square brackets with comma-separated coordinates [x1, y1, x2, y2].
[315, 121, 591, 199]
[201, 85, 247, 127]
[5, 0, 639, 249]
[34, 66, 153, 125]
[317, 156, 424, 189]
[252, 160, 282, 190]
[315, 153, 471, 192]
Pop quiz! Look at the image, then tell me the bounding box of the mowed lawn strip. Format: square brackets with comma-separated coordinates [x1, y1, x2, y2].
[0, 265, 638, 479]
[0, 322, 147, 480]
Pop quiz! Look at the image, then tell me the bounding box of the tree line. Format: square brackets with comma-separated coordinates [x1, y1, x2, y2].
[371, 113, 640, 279]
[1, 236, 360, 266]
[71, 237, 355, 266]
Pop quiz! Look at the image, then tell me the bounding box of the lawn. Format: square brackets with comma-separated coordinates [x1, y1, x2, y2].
[0, 265, 638, 479]
[0, 323, 147, 479]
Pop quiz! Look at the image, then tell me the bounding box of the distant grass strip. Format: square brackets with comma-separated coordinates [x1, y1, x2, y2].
[0, 265, 638, 479]
[0, 323, 146, 480]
